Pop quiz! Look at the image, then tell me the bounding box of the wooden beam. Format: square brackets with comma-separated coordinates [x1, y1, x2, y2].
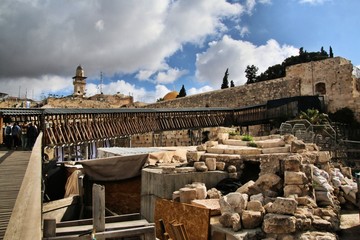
[92, 184, 105, 239]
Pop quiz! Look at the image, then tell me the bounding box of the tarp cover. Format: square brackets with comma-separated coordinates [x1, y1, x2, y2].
[80, 154, 149, 181]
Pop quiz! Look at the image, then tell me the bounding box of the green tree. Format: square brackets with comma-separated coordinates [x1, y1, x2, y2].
[230, 80, 235, 87]
[156, 97, 164, 102]
[329, 46, 334, 58]
[298, 108, 330, 125]
[245, 65, 258, 84]
[177, 85, 187, 98]
[221, 68, 229, 89]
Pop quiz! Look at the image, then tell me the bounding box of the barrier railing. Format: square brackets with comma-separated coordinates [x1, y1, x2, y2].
[4, 132, 43, 239]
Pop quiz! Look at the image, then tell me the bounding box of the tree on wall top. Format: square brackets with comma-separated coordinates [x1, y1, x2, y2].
[221, 68, 229, 89]
[245, 65, 258, 84]
[329, 46, 334, 58]
[230, 80, 235, 87]
[177, 85, 187, 98]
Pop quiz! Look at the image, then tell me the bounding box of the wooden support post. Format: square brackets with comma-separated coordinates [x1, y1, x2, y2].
[43, 219, 56, 237]
[92, 184, 105, 240]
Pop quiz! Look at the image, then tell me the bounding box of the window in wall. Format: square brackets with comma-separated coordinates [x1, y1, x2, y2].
[315, 82, 326, 95]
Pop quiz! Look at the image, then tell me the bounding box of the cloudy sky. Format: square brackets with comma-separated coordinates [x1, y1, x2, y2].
[1, 0, 359, 103]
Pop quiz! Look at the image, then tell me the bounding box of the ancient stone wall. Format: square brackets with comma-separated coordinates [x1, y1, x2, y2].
[147, 57, 360, 121]
[146, 78, 301, 109]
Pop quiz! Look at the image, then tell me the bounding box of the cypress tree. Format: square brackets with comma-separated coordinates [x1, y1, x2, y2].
[221, 68, 229, 89]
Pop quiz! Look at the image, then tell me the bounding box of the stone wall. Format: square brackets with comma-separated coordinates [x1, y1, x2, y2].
[146, 78, 301, 109]
[147, 57, 360, 121]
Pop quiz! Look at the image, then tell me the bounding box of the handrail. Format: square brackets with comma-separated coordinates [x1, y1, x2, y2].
[4, 132, 43, 240]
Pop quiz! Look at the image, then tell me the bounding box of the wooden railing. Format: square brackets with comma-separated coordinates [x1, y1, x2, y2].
[4, 133, 43, 240]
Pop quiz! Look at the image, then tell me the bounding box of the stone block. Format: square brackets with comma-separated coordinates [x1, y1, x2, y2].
[236, 180, 255, 194]
[186, 151, 204, 162]
[255, 173, 282, 192]
[255, 139, 285, 148]
[260, 155, 281, 175]
[284, 155, 302, 172]
[250, 193, 264, 204]
[262, 213, 296, 234]
[233, 147, 262, 155]
[284, 171, 308, 185]
[246, 200, 264, 212]
[205, 158, 217, 171]
[265, 197, 298, 215]
[179, 187, 197, 204]
[222, 139, 248, 146]
[219, 212, 241, 231]
[206, 141, 219, 148]
[284, 185, 308, 197]
[191, 199, 220, 216]
[261, 146, 290, 154]
[194, 161, 208, 172]
[207, 147, 225, 154]
[216, 162, 226, 171]
[227, 165, 237, 173]
[316, 151, 331, 164]
[241, 210, 263, 229]
[312, 216, 333, 232]
[290, 140, 306, 153]
[219, 192, 248, 214]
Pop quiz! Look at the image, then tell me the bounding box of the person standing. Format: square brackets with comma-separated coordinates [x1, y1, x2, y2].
[21, 122, 28, 150]
[11, 122, 21, 150]
[27, 122, 38, 149]
[4, 122, 12, 149]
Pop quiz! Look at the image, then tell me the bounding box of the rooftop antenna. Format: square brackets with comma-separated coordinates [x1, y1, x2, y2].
[100, 71, 104, 94]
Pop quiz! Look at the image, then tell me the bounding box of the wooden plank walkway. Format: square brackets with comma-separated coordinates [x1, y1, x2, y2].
[0, 150, 31, 239]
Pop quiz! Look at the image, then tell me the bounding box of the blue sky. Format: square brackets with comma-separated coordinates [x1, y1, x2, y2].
[1, 0, 359, 103]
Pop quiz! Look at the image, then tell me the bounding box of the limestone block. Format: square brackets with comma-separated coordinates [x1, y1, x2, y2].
[216, 162, 226, 171]
[233, 147, 262, 155]
[290, 140, 306, 153]
[227, 165, 237, 173]
[205, 158, 217, 171]
[255, 139, 285, 148]
[219, 212, 242, 231]
[283, 134, 297, 144]
[340, 166, 352, 179]
[262, 213, 296, 234]
[260, 155, 280, 175]
[284, 171, 308, 185]
[316, 151, 331, 164]
[172, 191, 180, 201]
[255, 173, 282, 192]
[284, 155, 302, 172]
[284, 185, 308, 197]
[186, 151, 204, 162]
[241, 210, 263, 229]
[223, 148, 235, 154]
[207, 147, 225, 154]
[191, 199, 220, 216]
[179, 187, 197, 204]
[312, 216, 333, 232]
[219, 192, 248, 214]
[301, 152, 317, 164]
[222, 139, 248, 146]
[189, 182, 207, 199]
[207, 188, 222, 199]
[246, 200, 264, 212]
[261, 146, 290, 154]
[265, 197, 298, 215]
[315, 191, 334, 207]
[206, 141, 219, 148]
[236, 180, 255, 194]
[194, 162, 208, 172]
[162, 166, 176, 174]
[250, 193, 264, 204]
[197, 144, 207, 151]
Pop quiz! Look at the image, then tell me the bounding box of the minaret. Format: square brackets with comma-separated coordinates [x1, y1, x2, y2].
[73, 65, 87, 97]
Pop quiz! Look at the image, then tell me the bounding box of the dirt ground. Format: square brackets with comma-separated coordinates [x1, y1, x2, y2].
[338, 210, 360, 240]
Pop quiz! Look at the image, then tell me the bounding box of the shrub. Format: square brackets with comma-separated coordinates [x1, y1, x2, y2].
[247, 141, 257, 147]
[241, 135, 253, 141]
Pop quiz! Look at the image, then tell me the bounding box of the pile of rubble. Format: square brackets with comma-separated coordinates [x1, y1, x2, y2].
[168, 134, 358, 239]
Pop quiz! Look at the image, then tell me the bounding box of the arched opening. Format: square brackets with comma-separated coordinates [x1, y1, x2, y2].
[315, 82, 326, 95]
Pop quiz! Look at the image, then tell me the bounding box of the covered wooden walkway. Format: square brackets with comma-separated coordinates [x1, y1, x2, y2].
[0, 150, 32, 239]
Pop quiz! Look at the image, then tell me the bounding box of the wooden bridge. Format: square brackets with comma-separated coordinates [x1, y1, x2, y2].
[0, 96, 323, 159]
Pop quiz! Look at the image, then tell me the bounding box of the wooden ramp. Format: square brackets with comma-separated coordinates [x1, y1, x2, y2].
[0, 150, 32, 239]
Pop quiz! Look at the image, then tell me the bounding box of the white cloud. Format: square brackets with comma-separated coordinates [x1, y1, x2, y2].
[154, 68, 188, 84]
[299, 0, 330, 5]
[195, 35, 298, 87]
[1, 75, 72, 100]
[187, 85, 214, 95]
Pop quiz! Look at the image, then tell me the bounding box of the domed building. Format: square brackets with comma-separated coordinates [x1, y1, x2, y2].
[163, 91, 179, 101]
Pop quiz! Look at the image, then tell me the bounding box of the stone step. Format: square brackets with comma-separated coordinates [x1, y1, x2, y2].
[261, 146, 290, 154]
[255, 138, 285, 148]
[207, 146, 262, 155]
[222, 139, 249, 146]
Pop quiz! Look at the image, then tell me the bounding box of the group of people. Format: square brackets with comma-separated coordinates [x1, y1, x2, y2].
[4, 121, 38, 150]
